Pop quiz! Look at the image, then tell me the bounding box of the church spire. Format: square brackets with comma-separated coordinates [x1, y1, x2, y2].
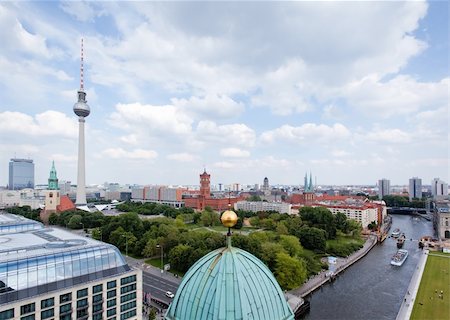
[48, 161, 59, 190]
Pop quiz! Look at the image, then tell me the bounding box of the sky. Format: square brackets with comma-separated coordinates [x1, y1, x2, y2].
[0, 0, 448, 187]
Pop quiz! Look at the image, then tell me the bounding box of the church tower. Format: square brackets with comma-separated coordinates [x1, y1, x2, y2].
[45, 161, 60, 213]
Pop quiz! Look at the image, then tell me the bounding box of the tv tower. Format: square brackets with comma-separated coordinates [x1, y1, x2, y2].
[73, 39, 90, 205]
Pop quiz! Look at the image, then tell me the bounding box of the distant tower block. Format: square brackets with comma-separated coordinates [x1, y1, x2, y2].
[73, 38, 91, 205]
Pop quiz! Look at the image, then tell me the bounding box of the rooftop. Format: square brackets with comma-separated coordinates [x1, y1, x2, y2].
[0, 213, 129, 305]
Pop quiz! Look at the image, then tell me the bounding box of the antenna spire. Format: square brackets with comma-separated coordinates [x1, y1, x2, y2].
[80, 38, 84, 91]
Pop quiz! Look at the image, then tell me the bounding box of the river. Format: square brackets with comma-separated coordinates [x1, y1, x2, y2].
[304, 214, 434, 320]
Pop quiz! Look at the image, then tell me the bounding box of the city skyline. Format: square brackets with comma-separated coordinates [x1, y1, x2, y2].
[0, 1, 448, 186]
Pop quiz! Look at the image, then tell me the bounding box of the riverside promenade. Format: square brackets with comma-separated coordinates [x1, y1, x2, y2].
[395, 249, 429, 320]
[289, 235, 378, 298]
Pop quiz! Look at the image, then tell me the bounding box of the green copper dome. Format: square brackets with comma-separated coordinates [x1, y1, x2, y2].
[165, 240, 294, 320]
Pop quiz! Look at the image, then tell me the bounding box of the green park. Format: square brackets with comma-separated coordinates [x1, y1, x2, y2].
[410, 253, 450, 320]
[7, 202, 365, 291]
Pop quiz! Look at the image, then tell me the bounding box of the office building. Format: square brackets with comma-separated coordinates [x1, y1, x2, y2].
[8, 158, 34, 190]
[0, 213, 142, 319]
[408, 177, 422, 201]
[378, 179, 390, 199]
[431, 178, 448, 200]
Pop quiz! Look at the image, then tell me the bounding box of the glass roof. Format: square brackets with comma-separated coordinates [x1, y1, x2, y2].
[0, 214, 128, 299]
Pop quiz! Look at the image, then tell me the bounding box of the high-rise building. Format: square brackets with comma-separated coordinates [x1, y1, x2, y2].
[378, 179, 390, 199]
[431, 178, 448, 199]
[8, 158, 34, 190]
[408, 177, 422, 201]
[0, 213, 142, 319]
[73, 39, 91, 206]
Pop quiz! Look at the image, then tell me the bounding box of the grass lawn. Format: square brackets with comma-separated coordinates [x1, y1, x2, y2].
[326, 235, 364, 247]
[410, 253, 450, 320]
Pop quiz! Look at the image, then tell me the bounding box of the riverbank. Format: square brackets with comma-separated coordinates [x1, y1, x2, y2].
[289, 234, 378, 298]
[396, 249, 429, 320]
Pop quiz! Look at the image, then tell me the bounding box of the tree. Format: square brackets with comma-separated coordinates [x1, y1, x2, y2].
[298, 227, 327, 251]
[335, 212, 348, 232]
[276, 222, 289, 235]
[368, 221, 378, 231]
[142, 239, 159, 258]
[48, 213, 59, 225]
[91, 228, 102, 240]
[279, 235, 303, 257]
[260, 242, 286, 269]
[169, 244, 194, 272]
[148, 308, 156, 320]
[274, 253, 307, 290]
[68, 214, 83, 229]
[247, 195, 262, 201]
[200, 211, 220, 227]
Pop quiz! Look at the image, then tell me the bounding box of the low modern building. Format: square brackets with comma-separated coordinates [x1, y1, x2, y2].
[234, 200, 292, 214]
[0, 213, 142, 320]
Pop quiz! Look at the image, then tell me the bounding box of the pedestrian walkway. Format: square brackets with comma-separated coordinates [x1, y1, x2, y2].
[396, 249, 429, 320]
[289, 235, 378, 298]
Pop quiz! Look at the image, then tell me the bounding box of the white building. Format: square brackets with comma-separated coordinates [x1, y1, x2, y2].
[0, 213, 142, 320]
[431, 178, 448, 200]
[408, 177, 422, 201]
[234, 201, 292, 214]
[378, 179, 390, 199]
[0, 189, 44, 209]
[322, 205, 378, 229]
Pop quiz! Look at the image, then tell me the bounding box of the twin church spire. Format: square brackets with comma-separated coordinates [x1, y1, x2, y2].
[304, 172, 314, 193]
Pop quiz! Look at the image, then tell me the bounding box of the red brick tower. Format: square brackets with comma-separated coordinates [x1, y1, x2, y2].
[200, 169, 211, 199]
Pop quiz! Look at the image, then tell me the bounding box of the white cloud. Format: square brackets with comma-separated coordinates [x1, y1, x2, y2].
[109, 103, 193, 137]
[119, 134, 139, 145]
[50, 153, 77, 163]
[172, 94, 244, 120]
[196, 121, 256, 147]
[365, 129, 411, 144]
[101, 148, 158, 160]
[251, 59, 311, 115]
[167, 153, 198, 162]
[60, 1, 100, 22]
[345, 76, 449, 117]
[0, 5, 52, 58]
[260, 123, 350, 144]
[331, 150, 351, 157]
[213, 161, 235, 169]
[0, 111, 77, 139]
[220, 148, 250, 158]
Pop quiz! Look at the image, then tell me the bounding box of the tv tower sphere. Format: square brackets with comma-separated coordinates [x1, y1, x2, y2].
[73, 91, 90, 117]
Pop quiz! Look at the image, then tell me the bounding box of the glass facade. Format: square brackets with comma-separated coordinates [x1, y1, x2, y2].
[0, 222, 43, 235]
[0, 246, 129, 305]
[8, 158, 34, 190]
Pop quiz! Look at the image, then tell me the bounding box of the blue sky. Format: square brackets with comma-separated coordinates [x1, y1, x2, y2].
[0, 1, 448, 187]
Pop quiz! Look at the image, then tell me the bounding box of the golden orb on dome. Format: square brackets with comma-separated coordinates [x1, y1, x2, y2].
[221, 210, 238, 228]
